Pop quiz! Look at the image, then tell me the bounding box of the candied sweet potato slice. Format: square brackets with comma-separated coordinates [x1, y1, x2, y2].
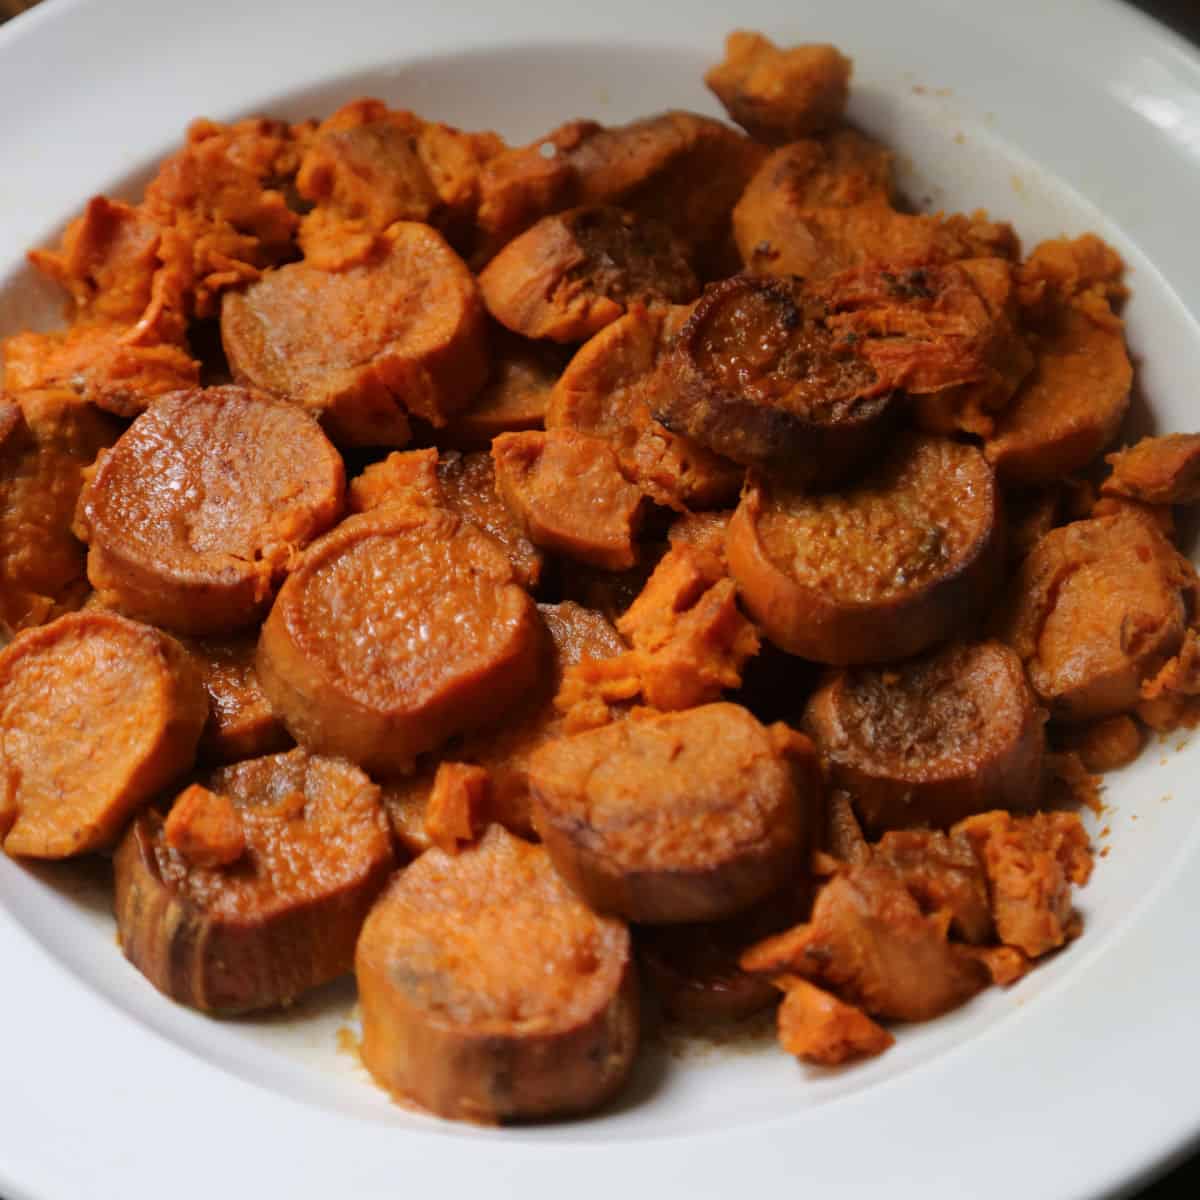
[77, 386, 344, 636]
[356, 825, 637, 1122]
[221, 222, 488, 445]
[257, 508, 542, 775]
[115, 748, 393, 1013]
[728, 433, 1001, 664]
[529, 704, 815, 924]
[803, 641, 1045, 834]
[1101, 434, 1200, 506]
[478, 206, 698, 343]
[0, 611, 207, 858]
[493, 429, 645, 570]
[997, 508, 1197, 721]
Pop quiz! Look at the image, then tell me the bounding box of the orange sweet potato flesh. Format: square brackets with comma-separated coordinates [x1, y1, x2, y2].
[0, 611, 208, 858]
[997, 508, 1197, 722]
[478, 206, 698, 343]
[1102, 434, 1200, 506]
[295, 99, 503, 268]
[115, 748, 394, 1013]
[348, 448, 443, 516]
[257, 508, 542, 775]
[423, 762, 490, 853]
[356, 825, 638, 1122]
[954, 810, 1092, 958]
[706, 32, 852, 143]
[529, 704, 815, 924]
[985, 235, 1131, 485]
[741, 862, 989, 1022]
[0, 389, 120, 632]
[221, 222, 488, 445]
[77, 386, 344, 636]
[775, 976, 894, 1065]
[163, 784, 246, 869]
[803, 641, 1046, 834]
[547, 303, 741, 511]
[728, 433, 1001, 665]
[493, 430, 645, 570]
[379, 601, 627, 847]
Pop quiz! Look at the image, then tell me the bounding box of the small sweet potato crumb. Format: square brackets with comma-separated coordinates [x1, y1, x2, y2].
[423, 762, 491, 853]
[164, 784, 245, 868]
[775, 975, 893, 1065]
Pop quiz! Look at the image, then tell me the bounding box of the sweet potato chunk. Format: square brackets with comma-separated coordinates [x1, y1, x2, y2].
[423, 762, 490, 854]
[1056, 714, 1143, 773]
[1102, 434, 1200, 506]
[728, 433, 1000, 664]
[221, 222, 488, 444]
[529, 704, 814, 923]
[706, 32, 852, 143]
[493, 430, 644, 570]
[295, 99, 503, 267]
[356, 825, 638, 1122]
[182, 632, 292, 765]
[0, 611, 207, 858]
[163, 784, 246, 869]
[257, 508, 542, 775]
[554, 544, 760, 727]
[478, 206, 698, 343]
[547, 304, 741, 510]
[742, 862, 989, 1021]
[77, 386, 344, 635]
[775, 976, 894, 1065]
[803, 641, 1045, 834]
[115, 749, 393, 1013]
[348, 448, 442, 515]
[985, 235, 1131, 485]
[0, 389, 120, 632]
[954, 810, 1092, 958]
[998, 509, 1197, 721]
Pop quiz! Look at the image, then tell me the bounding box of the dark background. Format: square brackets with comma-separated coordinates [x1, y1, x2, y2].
[0, 0, 1198, 1196]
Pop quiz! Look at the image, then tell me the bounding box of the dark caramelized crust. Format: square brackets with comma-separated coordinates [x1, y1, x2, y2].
[653, 274, 894, 483]
[356, 825, 638, 1122]
[478, 206, 699, 343]
[77, 386, 344, 635]
[529, 704, 815, 924]
[728, 433, 1001, 664]
[115, 748, 394, 1013]
[257, 508, 543, 775]
[804, 641, 1045, 834]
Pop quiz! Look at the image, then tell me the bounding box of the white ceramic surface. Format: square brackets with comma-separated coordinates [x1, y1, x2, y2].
[2, 1, 1200, 1197]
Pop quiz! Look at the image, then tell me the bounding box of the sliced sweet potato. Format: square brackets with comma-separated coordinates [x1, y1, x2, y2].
[0, 611, 207, 858]
[728, 433, 1001, 664]
[1101, 434, 1200, 506]
[492, 430, 645, 570]
[529, 704, 815, 923]
[356, 825, 638, 1122]
[547, 303, 741, 511]
[803, 641, 1045, 834]
[221, 222, 488, 444]
[997, 508, 1197, 721]
[257, 508, 542, 774]
[77, 386, 344, 635]
[478, 206, 698, 343]
[115, 749, 394, 1013]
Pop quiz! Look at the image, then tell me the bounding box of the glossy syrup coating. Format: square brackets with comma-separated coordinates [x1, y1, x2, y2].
[77, 385, 344, 636]
[257, 508, 543, 775]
